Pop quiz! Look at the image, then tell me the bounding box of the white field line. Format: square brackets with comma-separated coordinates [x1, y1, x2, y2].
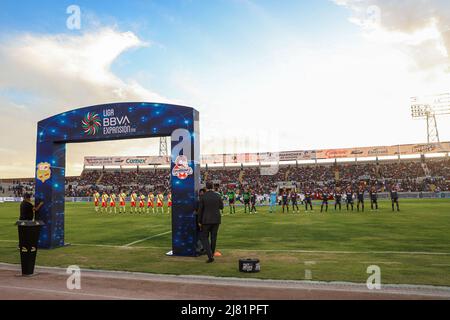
[217, 248, 450, 256]
[0, 285, 139, 300]
[4, 240, 450, 257]
[122, 230, 172, 247]
[2, 239, 450, 257]
[360, 261, 402, 265]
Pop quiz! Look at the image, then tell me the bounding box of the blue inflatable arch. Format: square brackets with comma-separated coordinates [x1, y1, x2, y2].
[35, 102, 200, 256]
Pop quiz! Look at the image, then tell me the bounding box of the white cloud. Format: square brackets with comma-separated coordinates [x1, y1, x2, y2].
[0, 28, 172, 178]
[0, 28, 171, 108]
[333, 0, 450, 73]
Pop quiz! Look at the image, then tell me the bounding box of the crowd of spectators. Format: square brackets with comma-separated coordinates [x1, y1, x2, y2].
[2, 158, 448, 197]
[0, 181, 34, 197]
[60, 158, 449, 196]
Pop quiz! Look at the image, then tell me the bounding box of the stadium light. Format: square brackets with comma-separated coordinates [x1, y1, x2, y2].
[411, 93, 450, 143]
[159, 136, 169, 156]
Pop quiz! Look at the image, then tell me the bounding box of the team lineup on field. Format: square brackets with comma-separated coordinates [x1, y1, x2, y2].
[93, 190, 172, 213]
[90, 185, 402, 214]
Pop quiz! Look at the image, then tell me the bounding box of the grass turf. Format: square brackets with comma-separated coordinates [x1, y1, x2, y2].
[0, 199, 449, 286]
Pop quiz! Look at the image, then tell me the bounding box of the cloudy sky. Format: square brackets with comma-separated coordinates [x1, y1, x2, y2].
[1, 0, 449, 178]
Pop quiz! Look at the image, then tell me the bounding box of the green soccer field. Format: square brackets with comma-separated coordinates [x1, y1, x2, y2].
[1, 199, 450, 286]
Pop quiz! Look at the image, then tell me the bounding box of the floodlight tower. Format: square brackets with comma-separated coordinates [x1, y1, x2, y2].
[411, 93, 450, 143]
[159, 137, 168, 156]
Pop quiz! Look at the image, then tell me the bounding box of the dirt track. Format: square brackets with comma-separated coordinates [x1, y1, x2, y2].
[0, 263, 449, 300]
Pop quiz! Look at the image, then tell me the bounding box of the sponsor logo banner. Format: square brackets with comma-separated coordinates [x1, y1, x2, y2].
[366, 147, 390, 156]
[222, 153, 259, 163]
[258, 152, 280, 163]
[81, 108, 137, 137]
[278, 150, 316, 161]
[86, 142, 450, 166]
[349, 146, 397, 157]
[397, 143, 450, 155]
[84, 156, 170, 166]
[0, 197, 22, 202]
[314, 143, 449, 159]
[315, 149, 351, 159]
[201, 154, 225, 164]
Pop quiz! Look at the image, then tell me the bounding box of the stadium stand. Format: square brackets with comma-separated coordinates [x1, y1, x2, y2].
[4, 157, 448, 197]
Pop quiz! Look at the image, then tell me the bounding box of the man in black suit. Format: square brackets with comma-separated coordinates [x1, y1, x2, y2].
[198, 182, 224, 263]
[19, 193, 43, 221]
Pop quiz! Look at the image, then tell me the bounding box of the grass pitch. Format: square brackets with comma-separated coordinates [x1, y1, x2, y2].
[0, 199, 449, 286]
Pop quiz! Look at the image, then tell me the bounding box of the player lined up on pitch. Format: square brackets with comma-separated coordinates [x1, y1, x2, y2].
[219, 183, 401, 214]
[91, 183, 401, 215]
[93, 190, 172, 214]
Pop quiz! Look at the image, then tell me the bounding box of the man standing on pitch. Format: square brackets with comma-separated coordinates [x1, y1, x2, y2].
[369, 186, 378, 211]
[227, 189, 236, 214]
[346, 187, 354, 211]
[198, 182, 224, 263]
[291, 190, 299, 212]
[304, 188, 313, 212]
[356, 185, 365, 212]
[390, 185, 400, 212]
[334, 187, 342, 211]
[269, 189, 278, 213]
[215, 185, 224, 215]
[243, 189, 251, 213]
[320, 188, 330, 213]
[281, 190, 289, 213]
[250, 189, 257, 214]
